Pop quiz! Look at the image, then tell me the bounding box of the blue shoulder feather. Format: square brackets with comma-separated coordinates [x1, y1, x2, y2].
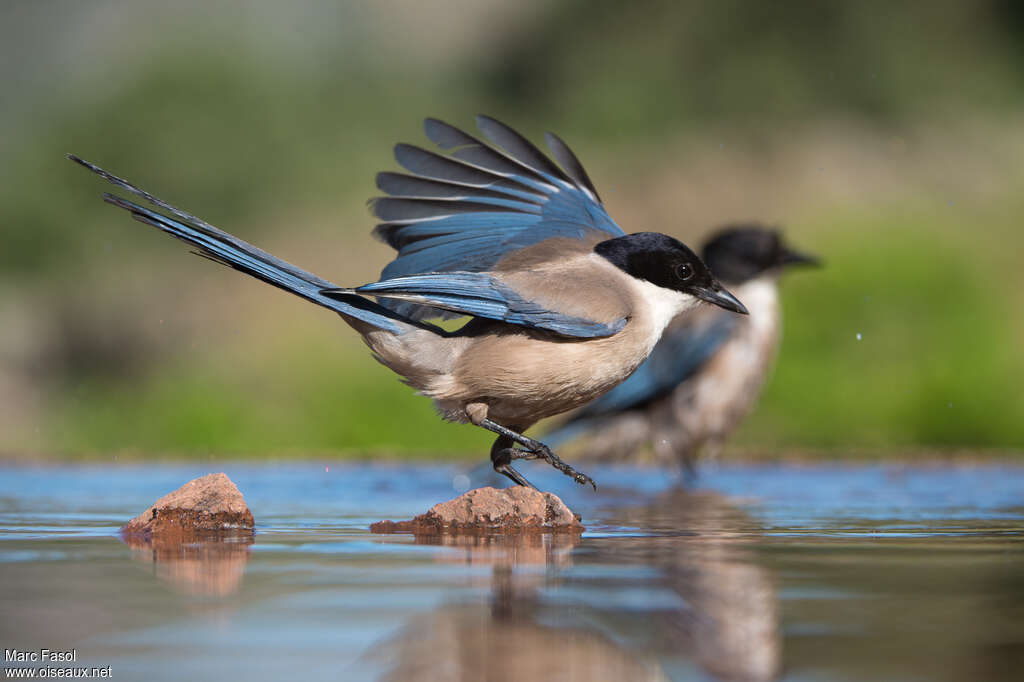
[355, 272, 626, 338]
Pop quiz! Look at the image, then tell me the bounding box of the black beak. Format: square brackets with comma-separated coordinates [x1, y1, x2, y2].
[778, 247, 821, 268]
[695, 283, 749, 315]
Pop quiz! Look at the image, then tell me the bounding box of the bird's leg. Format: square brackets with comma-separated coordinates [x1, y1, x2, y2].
[480, 419, 597, 490]
[489, 433, 538, 490]
[679, 451, 699, 487]
[654, 426, 698, 485]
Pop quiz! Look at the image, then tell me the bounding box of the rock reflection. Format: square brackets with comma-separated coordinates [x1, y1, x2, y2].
[418, 532, 576, 567]
[372, 532, 668, 682]
[599, 490, 781, 682]
[123, 534, 253, 596]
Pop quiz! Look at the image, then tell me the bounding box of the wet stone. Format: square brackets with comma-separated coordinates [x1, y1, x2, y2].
[371, 486, 584, 534]
[122, 472, 255, 540]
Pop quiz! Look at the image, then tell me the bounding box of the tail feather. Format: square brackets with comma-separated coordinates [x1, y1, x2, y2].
[70, 154, 406, 334]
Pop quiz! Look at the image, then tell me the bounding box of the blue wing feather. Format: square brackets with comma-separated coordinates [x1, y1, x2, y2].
[372, 117, 625, 320]
[355, 272, 626, 339]
[74, 118, 631, 342]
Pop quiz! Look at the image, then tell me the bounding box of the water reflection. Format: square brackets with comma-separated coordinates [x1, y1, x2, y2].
[595, 490, 780, 681]
[371, 532, 667, 681]
[369, 488, 779, 681]
[123, 533, 253, 596]
[4, 464, 1020, 680]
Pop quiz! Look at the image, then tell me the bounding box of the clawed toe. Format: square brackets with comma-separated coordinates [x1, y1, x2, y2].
[517, 445, 597, 489]
[483, 420, 597, 491]
[574, 472, 597, 490]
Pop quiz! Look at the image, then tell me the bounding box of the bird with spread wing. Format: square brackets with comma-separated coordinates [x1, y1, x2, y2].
[71, 116, 748, 490]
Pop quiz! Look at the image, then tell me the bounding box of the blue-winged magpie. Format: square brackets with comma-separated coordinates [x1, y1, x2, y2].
[544, 225, 818, 474]
[70, 116, 748, 490]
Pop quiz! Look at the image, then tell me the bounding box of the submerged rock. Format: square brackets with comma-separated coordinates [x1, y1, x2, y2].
[122, 472, 254, 540]
[371, 486, 584, 534]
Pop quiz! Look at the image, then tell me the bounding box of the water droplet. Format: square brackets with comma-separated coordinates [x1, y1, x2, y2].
[452, 474, 471, 492]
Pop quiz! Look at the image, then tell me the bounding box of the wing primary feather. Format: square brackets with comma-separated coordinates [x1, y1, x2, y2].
[423, 118, 481, 150]
[424, 118, 560, 190]
[369, 197, 540, 222]
[375, 172, 544, 206]
[544, 131, 602, 203]
[394, 144, 547, 198]
[476, 115, 572, 184]
[373, 120, 624, 279]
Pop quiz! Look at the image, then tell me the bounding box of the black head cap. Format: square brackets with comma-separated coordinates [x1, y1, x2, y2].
[702, 224, 820, 284]
[595, 232, 748, 314]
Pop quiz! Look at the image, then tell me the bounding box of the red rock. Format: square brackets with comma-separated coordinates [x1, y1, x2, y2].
[371, 486, 584, 534]
[122, 472, 254, 540]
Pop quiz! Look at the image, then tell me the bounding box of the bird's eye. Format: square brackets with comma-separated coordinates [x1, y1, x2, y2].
[675, 263, 694, 281]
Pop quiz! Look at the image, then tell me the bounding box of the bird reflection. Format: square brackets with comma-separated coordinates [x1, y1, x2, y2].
[597, 489, 781, 681]
[369, 488, 779, 681]
[371, 532, 668, 682]
[122, 533, 253, 596]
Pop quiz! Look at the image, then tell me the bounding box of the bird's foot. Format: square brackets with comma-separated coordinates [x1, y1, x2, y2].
[509, 444, 597, 490]
[492, 460, 539, 490]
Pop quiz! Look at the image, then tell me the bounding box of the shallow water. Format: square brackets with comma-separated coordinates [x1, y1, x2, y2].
[0, 461, 1022, 681]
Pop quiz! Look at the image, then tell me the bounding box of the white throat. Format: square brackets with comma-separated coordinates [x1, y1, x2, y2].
[733, 275, 779, 333]
[630, 276, 701, 336]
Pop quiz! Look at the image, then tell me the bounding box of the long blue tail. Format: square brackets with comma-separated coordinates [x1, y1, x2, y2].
[69, 155, 407, 334]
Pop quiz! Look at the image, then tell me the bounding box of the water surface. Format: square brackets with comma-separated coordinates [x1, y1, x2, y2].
[1, 462, 1021, 680]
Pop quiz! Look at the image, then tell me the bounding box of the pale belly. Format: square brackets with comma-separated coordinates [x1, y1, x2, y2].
[437, 321, 658, 427]
[682, 279, 780, 440]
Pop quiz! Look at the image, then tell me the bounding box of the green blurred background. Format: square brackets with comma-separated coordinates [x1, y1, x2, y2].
[2, 0, 1022, 460]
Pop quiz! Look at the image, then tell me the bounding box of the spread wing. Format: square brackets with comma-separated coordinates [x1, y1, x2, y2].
[370, 115, 625, 320]
[562, 309, 739, 419]
[345, 271, 626, 339]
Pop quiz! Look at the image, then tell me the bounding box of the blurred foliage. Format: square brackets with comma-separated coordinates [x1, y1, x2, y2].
[740, 200, 1024, 450]
[2, 48, 467, 278]
[1, 1, 1022, 458]
[477, 0, 1024, 134]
